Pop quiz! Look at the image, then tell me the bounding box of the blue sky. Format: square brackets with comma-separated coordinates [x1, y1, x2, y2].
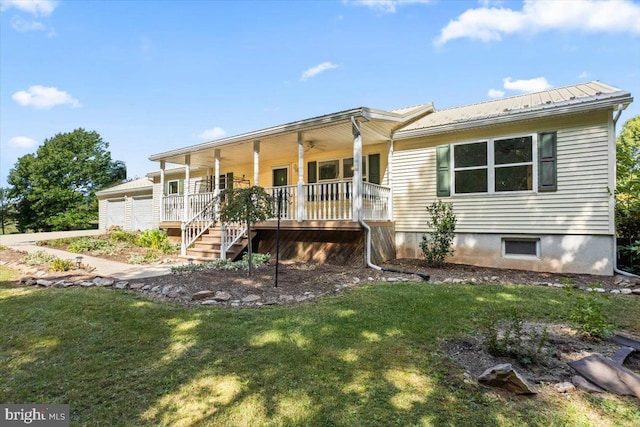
[1, 0, 639, 187]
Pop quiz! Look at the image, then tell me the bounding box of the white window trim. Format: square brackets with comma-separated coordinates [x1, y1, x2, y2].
[451, 133, 538, 196]
[271, 165, 290, 186]
[167, 179, 180, 195]
[502, 237, 541, 259]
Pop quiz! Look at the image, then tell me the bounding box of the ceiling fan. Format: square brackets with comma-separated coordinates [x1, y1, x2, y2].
[304, 140, 327, 152]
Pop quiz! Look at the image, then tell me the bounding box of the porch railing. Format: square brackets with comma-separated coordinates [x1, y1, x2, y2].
[220, 222, 247, 260]
[362, 182, 391, 221]
[305, 181, 353, 220]
[181, 197, 217, 255]
[163, 180, 392, 248]
[163, 195, 184, 222]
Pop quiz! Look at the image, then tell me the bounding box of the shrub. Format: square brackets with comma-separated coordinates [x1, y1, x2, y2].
[567, 285, 614, 339]
[50, 258, 73, 272]
[618, 239, 640, 275]
[420, 200, 457, 267]
[37, 237, 75, 247]
[171, 253, 270, 274]
[137, 229, 174, 253]
[128, 250, 160, 264]
[108, 228, 139, 244]
[21, 250, 58, 266]
[481, 310, 549, 367]
[68, 237, 111, 253]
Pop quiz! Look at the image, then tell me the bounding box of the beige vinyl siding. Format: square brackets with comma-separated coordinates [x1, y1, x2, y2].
[393, 110, 612, 235]
[152, 181, 162, 227]
[98, 199, 107, 230]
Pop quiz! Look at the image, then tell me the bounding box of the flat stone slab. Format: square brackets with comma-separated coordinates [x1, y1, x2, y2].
[192, 290, 216, 301]
[568, 353, 640, 398]
[242, 294, 261, 303]
[478, 363, 537, 395]
[572, 375, 605, 393]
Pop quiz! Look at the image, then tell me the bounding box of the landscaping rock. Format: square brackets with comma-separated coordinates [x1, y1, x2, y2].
[161, 286, 172, 295]
[141, 284, 151, 291]
[631, 288, 640, 295]
[167, 287, 184, 298]
[201, 299, 218, 305]
[554, 382, 576, 393]
[242, 294, 261, 303]
[279, 295, 294, 303]
[114, 281, 129, 289]
[150, 285, 161, 293]
[93, 277, 114, 287]
[478, 363, 537, 395]
[80, 281, 95, 287]
[615, 275, 632, 287]
[572, 375, 605, 393]
[620, 289, 632, 295]
[36, 279, 54, 287]
[191, 290, 216, 301]
[129, 283, 145, 290]
[214, 291, 232, 302]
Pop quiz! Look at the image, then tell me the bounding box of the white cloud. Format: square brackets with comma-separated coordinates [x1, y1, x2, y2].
[578, 71, 590, 79]
[346, 0, 432, 14]
[503, 77, 552, 93]
[435, 0, 640, 45]
[0, 0, 58, 16]
[10, 15, 45, 31]
[12, 85, 81, 109]
[488, 88, 505, 98]
[8, 136, 37, 148]
[300, 62, 340, 82]
[197, 127, 227, 141]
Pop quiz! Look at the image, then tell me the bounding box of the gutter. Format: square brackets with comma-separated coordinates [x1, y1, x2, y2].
[612, 104, 640, 278]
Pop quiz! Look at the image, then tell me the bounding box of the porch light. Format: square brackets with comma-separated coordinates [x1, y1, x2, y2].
[75, 256, 83, 269]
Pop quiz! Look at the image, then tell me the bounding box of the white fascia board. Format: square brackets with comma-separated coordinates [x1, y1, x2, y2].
[393, 94, 633, 140]
[149, 108, 368, 162]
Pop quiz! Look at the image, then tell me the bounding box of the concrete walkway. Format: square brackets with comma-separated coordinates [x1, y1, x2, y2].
[2, 230, 180, 280]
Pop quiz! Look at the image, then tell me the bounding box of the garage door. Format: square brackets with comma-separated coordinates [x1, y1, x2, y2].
[131, 196, 153, 231]
[106, 199, 126, 229]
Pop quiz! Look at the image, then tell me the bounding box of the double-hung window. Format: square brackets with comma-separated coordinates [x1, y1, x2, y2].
[453, 135, 534, 194]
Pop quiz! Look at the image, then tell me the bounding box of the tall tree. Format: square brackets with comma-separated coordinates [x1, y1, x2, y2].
[7, 129, 126, 232]
[0, 187, 17, 235]
[616, 115, 640, 242]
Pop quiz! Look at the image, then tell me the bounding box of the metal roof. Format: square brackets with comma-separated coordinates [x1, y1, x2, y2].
[394, 81, 633, 139]
[96, 177, 153, 197]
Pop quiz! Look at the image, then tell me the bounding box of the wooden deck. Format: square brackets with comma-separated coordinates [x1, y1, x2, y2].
[161, 219, 396, 266]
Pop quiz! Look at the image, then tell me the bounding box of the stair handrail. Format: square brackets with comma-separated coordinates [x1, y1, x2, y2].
[219, 221, 247, 260]
[181, 196, 218, 256]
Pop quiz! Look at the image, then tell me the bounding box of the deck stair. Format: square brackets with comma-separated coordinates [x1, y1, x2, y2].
[185, 225, 255, 261]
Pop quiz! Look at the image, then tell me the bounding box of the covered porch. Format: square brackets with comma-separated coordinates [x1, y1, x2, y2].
[149, 104, 433, 260]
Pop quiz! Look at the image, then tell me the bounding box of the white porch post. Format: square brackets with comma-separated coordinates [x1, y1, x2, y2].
[352, 119, 362, 221]
[181, 155, 191, 256]
[159, 160, 165, 222]
[297, 132, 305, 222]
[214, 149, 221, 197]
[253, 140, 260, 186]
[387, 140, 394, 221]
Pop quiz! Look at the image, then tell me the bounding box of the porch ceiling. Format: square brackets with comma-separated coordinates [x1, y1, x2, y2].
[150, 104, 434, 169]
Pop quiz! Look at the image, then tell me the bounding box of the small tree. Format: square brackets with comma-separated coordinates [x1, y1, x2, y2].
[420, 200, 457, 267]
[217, 186, 274, 276]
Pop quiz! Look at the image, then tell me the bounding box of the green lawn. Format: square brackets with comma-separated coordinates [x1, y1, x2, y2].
[1, 266, 639, 426]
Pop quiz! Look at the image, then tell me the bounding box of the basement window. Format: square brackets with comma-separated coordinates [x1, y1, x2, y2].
[503, 238, 539, 258]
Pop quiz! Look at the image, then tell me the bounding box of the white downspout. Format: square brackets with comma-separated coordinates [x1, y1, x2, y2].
[612, 105, 640, 278]
[359, 218, 382, 271]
